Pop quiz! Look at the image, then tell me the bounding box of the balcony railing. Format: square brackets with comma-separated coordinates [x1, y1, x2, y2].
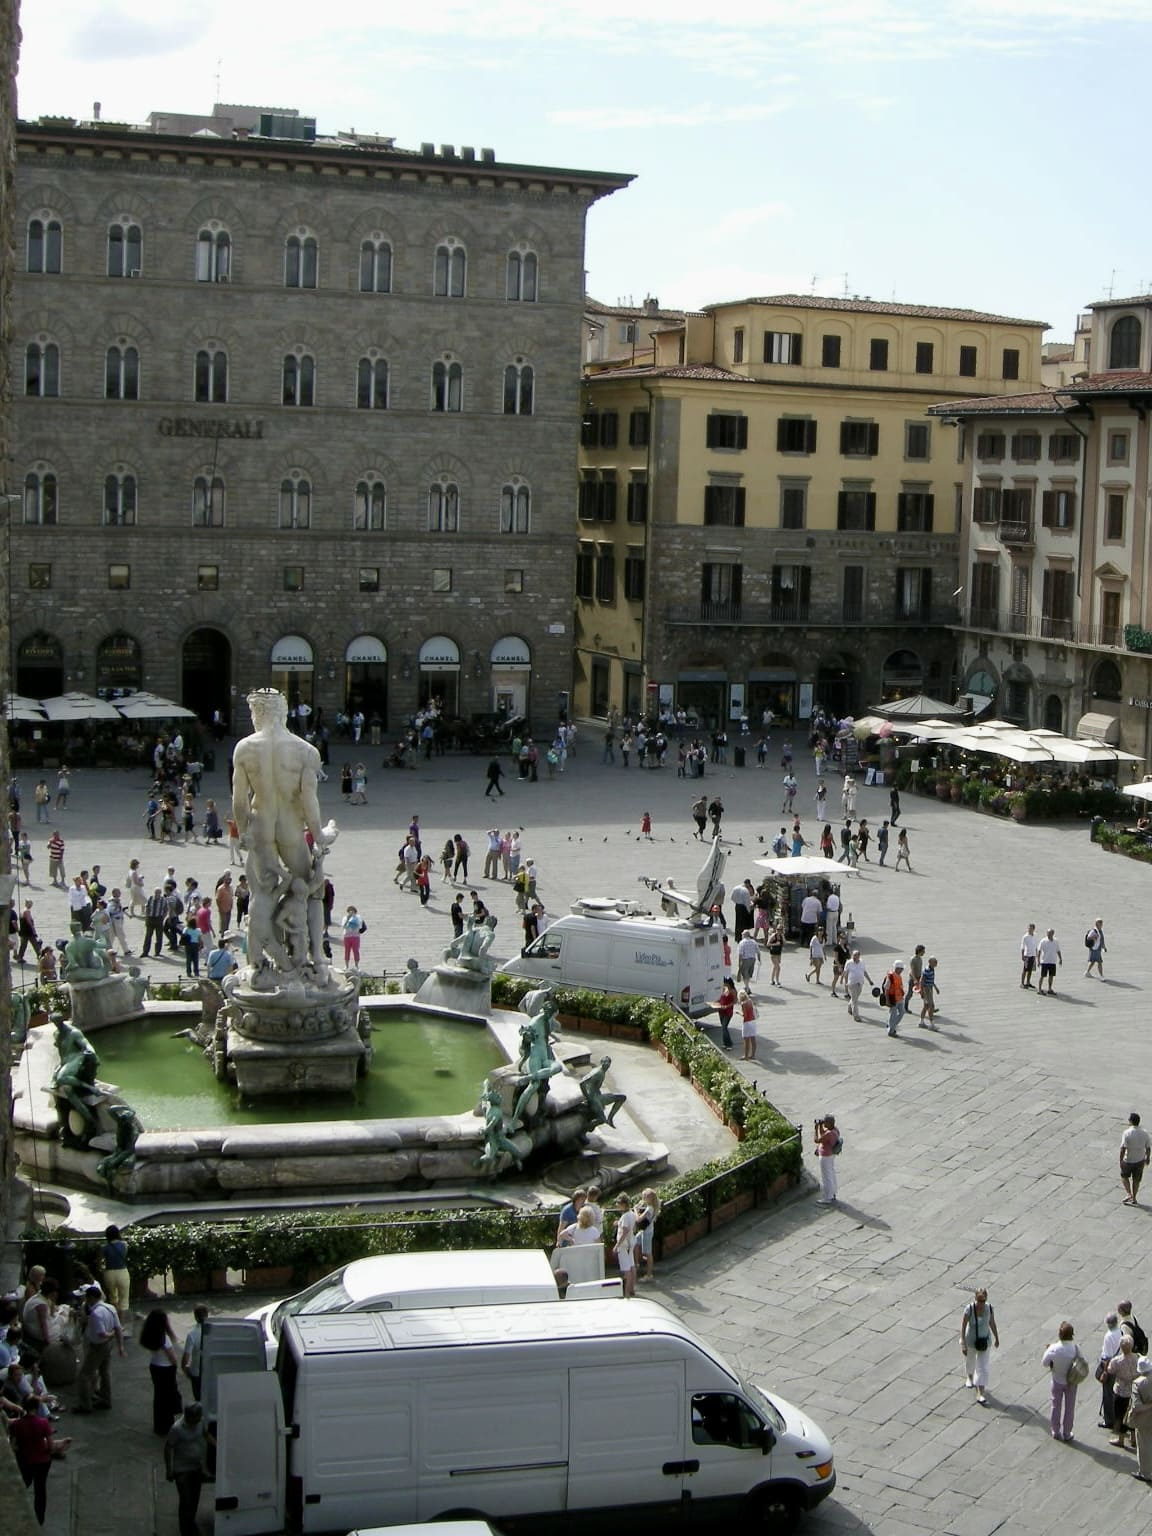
[998, 520, 1034, 546]
[666, 602, 958, 628]
[965, 610, 1126, 647]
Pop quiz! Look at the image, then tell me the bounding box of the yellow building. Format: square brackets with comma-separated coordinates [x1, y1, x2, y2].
[574, 294, 1046, 726]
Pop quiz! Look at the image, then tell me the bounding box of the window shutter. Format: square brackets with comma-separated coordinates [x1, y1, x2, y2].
[837, 490, 848, 528]
[600, 412, 618, 448]
[799, 567, 812, 604]
[805, 420, 817, 452]
[865, 493, 876, 530]
[581, 414, 597, 448]
[924, 494, 934, 532]
[867, 423, 880, 455]
[708, 417, 720, 449]
[731, 564, 743, 603]
[1010, 434, 1020, 458]
[701, 562, 713, 600]
[601, 476, 617, 522]
[920, 569, 932, 615]
[737, 416, 748, 450]
[1066, 491, 1076, 524]
[839, 423, 851, 454]
[792, 334, 802, 365]
[704, 485, 718, 521]
[734, 488, 746, 527]
[1041, 491, 1054, 528]
[897, 492, 908, 524]
[776, 419, 788, 452]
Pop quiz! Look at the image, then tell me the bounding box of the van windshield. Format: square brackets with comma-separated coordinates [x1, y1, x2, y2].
[743, 1380, 786, 1434]
[270, 1272, 352, 1337]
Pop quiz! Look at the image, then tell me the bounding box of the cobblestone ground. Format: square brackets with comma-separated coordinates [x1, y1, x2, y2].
[13, 734, 1152, 1534]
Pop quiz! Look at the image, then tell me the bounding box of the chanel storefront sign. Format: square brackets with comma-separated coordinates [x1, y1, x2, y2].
[158, 417, 265, 440]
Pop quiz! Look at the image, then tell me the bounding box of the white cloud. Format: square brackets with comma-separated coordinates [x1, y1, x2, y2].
[706, 203, 793, 242]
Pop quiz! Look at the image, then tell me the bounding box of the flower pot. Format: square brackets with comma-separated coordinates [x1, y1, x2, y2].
[935, 783, 951, 800]
[950, 785, 963, 802]
[1010, 805, 1027, 822]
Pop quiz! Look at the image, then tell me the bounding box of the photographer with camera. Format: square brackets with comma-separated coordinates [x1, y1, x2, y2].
[814, 1114, 842, 1205]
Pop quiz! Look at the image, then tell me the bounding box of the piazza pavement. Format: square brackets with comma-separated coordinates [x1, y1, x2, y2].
[9, 725, 1152, 1535]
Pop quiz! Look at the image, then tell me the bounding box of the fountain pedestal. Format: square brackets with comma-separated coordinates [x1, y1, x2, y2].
[68, 971, 148, 1030]
[222, 974, 367, 1096]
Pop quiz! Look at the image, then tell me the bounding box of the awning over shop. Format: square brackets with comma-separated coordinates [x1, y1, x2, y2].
[490, 636, 531, 669]
[1075, 711, 1120, 745]
[419, 636, 460, 670]
[270, 635, 313, 668]
[345, 635, 387, 665]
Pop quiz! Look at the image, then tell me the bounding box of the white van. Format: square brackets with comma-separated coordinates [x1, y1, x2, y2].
[502, 900, 725, 1016]
[248, 1249, 561, 1365]
[209, 1298, 835, 1534]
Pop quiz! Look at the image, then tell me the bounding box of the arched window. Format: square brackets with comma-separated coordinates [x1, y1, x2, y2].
[1092, 658, 1123, 700]
[285, 232, 318, 289]
[282, 353, 316, 407]
[25, 341, 60, 397]
[500, 481, 531, 534]
[506, 249, 538, 302]
[503, 359, 534, 416]
[279, 475, 312, 529]
[428, 481, 460, 532]
[356, 357, 389, 410]
[192, 474, 225, 527]
[431, 359, 463, 412]
[195, 226, 231, 282]
[27, 217, 62, 274]
[24, 469, 59, 525]
[107, 220, 143, 277]
[96, 632, 142, 694]
[195, 349, 228, 403]
[359, 238, 392, 294]
[106, 344, 140, 400]
[354, 479, 387, 531]
[433, 240, 466, 297]
[1109, 315, 1142, 370]
[103, 471, 137, 527]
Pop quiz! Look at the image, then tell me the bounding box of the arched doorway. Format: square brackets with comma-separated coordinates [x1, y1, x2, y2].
[270, 634, 314, 726]
[419, 635, 460, 717]
[490, 635, 531, 719]
[345, 634, 388, 724]
[96, 632, 142, 696]
[1043, 694, 1063, 733]
[16, 632, 64, 698]
[881, 648, 924, 700]
[182, 628, 232, 723]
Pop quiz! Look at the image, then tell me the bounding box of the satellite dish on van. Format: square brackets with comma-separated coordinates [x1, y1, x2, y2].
[659, 837, 727, 923]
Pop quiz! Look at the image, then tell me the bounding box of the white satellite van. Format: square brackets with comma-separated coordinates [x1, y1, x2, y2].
[208, 1298, 835, 1535]
[501, 841, 728, 1016]
[247, 1248, 561, 1365]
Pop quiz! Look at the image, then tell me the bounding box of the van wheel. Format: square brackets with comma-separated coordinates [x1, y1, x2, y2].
[752, 1487, 802, 1532]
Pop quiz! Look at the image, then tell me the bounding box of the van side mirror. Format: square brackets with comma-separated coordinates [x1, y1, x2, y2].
[753, 1426, 776, 1455]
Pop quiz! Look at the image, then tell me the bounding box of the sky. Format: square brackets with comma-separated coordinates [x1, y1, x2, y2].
[15, 0, 1152, 341]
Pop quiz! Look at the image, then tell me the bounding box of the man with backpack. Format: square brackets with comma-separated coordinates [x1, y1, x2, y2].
[1084, 918, 1107, 979]
[1119, 1299, 1149, 1359]
[881, 963, 905, 1037]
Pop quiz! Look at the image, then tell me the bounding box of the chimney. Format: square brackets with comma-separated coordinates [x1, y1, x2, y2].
[643, 296, 659, 316]
[93, 101, 102, 121]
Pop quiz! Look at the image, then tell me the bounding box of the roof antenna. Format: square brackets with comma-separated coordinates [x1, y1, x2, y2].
[214, 56, 223, 106]
[1106, 268, 1116, 299]
[809, 273, 818, 293]
[841, 272, 849, 298]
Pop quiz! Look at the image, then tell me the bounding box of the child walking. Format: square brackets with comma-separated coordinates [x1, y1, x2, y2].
[640, 811, 653, 840]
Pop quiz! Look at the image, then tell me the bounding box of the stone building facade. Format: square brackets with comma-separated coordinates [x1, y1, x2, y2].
[9, 112, 629, 730]
[575, 295, 1047, 725]
[935, 294, 1152, 761]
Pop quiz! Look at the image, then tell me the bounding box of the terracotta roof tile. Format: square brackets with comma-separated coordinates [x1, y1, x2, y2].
[586, 363, 753, 383]
[927, 390, 1074, 417]
[1087, 295, 1151, 310]
[1066, 370, 1152, 395]
[707, 293, 1048, 327]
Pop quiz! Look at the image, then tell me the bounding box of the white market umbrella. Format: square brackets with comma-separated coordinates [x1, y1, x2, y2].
[754, 855, 861, 877]
[115, 692, 197, 721]
[1122, 782, 1152, 802]
[39, 692, 122, 722]
[4, 694, 46, 722]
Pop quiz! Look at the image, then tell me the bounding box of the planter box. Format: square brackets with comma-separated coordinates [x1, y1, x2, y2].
[173, 1271, 210, 1295]
[243, 1265, 295, 1290]
[711, 1198, 740, 1229]
[683, 1217, 709, 1245]
[661, 1231, 687, 1256]
[734, 1190, 755, 1215]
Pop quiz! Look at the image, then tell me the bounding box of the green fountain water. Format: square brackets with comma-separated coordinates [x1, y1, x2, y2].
[93, 1011, 504, 1129]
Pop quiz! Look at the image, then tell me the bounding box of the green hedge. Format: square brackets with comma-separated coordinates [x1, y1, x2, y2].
[22, 983, 800, 1279]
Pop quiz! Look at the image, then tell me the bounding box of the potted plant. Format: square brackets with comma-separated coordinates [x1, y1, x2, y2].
[1008, 793, 1028, 822]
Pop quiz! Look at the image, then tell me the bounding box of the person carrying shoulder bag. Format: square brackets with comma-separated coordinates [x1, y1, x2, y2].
[960, 1288, 999, 1405]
